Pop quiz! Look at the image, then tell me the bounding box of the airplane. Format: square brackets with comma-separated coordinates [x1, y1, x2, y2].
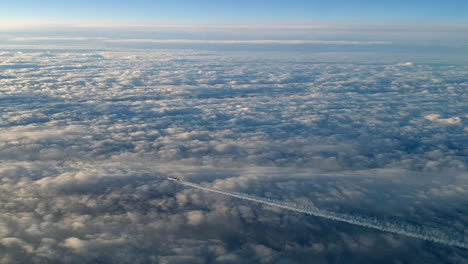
[167, 177, 180, 182]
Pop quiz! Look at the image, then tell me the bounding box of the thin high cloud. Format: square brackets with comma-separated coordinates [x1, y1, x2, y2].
[1, 23, 467, 45]
[4, 37, 390, 45]
[7, 37, 109, 41]
[103, 39, 391, 45]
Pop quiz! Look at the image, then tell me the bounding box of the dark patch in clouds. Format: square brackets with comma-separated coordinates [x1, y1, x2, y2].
[0, 49, 467, 263]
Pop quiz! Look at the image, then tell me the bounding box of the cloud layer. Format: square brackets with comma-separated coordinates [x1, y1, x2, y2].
[0, 48, 467, 263]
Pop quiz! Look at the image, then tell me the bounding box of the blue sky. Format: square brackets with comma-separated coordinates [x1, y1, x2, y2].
[2, 0, 468, 24]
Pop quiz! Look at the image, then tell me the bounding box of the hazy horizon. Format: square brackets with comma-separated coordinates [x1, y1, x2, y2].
[0, 1, 467, 263]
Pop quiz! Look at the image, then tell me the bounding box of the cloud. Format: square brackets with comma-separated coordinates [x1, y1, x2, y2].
[62, 237, 88, 252]
[396, 62, 414, 67]
[424, 114, 462, 125]
[103, 39, 391, 45]
[7, 37, 108, 42]
[0, 47, 466, 263]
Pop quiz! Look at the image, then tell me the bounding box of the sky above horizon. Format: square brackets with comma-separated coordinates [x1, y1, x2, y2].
[1, 0, 468, 25]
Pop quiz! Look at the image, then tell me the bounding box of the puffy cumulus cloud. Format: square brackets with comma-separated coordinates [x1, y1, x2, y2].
[62, 237, 88, 252]
[0, 48, 467, 263]
[424, 114, 462, 125]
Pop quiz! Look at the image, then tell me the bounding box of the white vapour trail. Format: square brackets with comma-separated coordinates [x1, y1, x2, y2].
[169, 178, 468, 250]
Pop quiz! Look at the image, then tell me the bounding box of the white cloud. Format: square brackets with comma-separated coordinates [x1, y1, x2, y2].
[104, 39, 391, 45]
[186, 210, 205, 226]
[424, 114, 462, 125]
[7, 37, 108, 42]
[0, 47, 466, 263]
[396, 62, 414, 67]
[0, 238, 34, 253]
[62, 237, 88, 252]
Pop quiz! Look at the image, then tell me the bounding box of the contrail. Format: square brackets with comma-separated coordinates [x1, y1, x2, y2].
[168, 178, 468, 250]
